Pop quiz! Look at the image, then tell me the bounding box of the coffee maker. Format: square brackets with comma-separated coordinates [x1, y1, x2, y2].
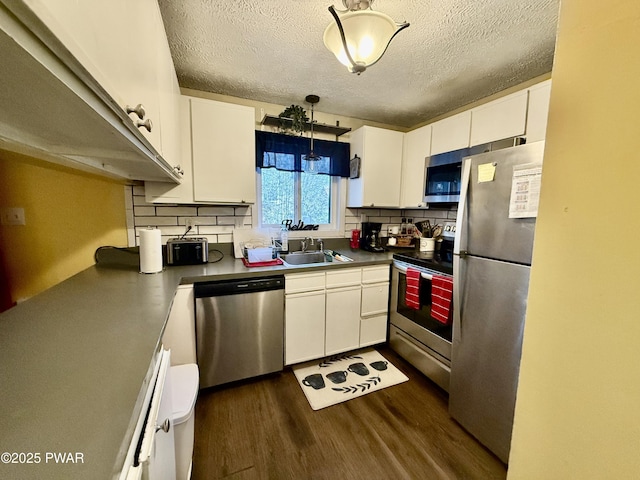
[360, 222, 385, 252]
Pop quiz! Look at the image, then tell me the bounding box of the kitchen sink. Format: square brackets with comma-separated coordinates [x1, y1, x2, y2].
[279, 251, 328, 265]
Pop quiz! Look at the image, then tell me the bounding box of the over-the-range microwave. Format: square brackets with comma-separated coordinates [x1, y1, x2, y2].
[423, 137, 526, 205]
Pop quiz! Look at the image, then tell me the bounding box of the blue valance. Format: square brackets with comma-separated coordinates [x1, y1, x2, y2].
[255, 131, 350, 177]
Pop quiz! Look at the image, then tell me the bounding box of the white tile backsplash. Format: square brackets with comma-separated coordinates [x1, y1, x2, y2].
[125, 186, 254, 246]
[125, 186, 457, 246]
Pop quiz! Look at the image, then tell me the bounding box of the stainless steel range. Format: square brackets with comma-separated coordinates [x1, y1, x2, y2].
[389, 224, 455, 392]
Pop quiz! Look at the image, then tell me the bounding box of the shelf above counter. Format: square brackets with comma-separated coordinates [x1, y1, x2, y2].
[260, 114, 351, 138]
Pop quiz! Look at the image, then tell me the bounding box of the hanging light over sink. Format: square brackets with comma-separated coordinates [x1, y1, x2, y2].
[323, 0, 410, 74]
[303, 94, 322, 174]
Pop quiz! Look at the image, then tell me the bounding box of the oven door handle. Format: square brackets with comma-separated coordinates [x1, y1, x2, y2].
[393, 262, 433, 280]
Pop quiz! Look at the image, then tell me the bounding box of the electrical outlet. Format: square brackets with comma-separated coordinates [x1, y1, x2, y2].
[0, 207, 26, 226]
[185, 218, 195, 230]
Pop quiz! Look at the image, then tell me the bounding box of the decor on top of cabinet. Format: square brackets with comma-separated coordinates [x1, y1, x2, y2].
[278, 105, 309, 135]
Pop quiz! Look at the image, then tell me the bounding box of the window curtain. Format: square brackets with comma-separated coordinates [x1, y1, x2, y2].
[255, 131, 350, 177]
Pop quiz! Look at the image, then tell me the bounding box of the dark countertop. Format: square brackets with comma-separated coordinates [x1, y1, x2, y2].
[0, 243, 392, 479]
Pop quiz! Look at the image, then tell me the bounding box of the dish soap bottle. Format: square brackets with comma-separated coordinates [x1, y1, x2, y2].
[280, 224, 289, 253]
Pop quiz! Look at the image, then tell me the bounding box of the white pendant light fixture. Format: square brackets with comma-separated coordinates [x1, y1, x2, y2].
[303, 94, 321, 174]
[323, 0, 409, 74]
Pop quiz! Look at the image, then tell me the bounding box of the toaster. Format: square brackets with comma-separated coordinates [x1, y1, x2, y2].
[166, 237, 208, 265]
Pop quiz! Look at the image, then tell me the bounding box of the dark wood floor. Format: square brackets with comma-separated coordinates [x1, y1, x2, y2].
[192, 347, 507, 480]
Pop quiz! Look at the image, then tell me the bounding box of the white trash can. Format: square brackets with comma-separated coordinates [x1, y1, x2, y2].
[170, 363, 199, 480]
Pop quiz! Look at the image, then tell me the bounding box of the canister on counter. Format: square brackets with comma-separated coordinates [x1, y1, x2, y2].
[350, 229, 360, 249]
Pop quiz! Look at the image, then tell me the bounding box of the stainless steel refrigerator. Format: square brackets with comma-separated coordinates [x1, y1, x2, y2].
[450, 141, 545, 464]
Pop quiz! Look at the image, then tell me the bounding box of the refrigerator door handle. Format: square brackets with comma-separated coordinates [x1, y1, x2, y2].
[453, 158, 472, 342]
[453, 253, 463, 342]
[453, 158, 472, 256]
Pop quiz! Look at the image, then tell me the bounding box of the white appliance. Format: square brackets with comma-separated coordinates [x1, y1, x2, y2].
[122, 348, 176, 480]
[450, 141, 544, 463]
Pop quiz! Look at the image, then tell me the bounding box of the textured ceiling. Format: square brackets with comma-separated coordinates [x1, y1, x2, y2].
[158, 0, 559, 128]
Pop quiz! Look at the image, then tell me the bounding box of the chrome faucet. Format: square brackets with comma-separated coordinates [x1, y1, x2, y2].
[317, 238, 324, 252]
[300, 237, 313, 252]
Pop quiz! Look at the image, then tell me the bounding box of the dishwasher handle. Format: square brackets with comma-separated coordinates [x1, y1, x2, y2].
[194, 275, 284, 297]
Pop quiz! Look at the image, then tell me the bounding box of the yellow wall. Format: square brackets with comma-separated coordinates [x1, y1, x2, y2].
[0, 150, 128, 303]
[508, 1, 640, 478]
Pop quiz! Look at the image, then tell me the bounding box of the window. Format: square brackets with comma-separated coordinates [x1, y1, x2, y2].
[260, 166, 334, 226]
[255, 131, 350, 234]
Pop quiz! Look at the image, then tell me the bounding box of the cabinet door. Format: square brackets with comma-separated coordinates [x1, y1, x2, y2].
[361, 282, 390, 317]
[28, 0, 165, 151]
[325, 286, 362, 356]
[190, 98, 256, 204]
[161, 286, 196, 365]
[154, 8, 182, 169]
[526, 80, 552, 143]
[430, 111, 471, 155]
[361, 265, 390, 285]
[138, 349, 176, 479]
[348, 126, 404, 208]
[145, 96, 195, 203]
[285, 272, 325, 294]
[360, 314, 388, 347]
[470, 90, 528, 146]
[285, 291, 326, 365]
[326, 267, 361, 288]
[120, 0, 163, 151]
[401, 124, 431, 208]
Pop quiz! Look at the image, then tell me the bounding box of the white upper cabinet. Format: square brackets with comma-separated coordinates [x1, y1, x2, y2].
[401, 124, 431, 208]
[525, 80, 552, 143]
[0, 0, 181, 181]
[145, 97, 194, 203]
[470, 90, 528, 146]
[190, 98, 256, 204]
[430, 111, 472, 155]
[409, 80, 550, 159]
[348, 126, 404, 208]
[146, 96, 257, 204]
[21, 0, 169, 156]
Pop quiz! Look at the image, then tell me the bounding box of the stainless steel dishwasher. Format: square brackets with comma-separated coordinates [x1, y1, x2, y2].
[194, 275, 284, 389]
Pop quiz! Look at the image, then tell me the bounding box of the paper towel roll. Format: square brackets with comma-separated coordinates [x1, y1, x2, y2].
[139, 228, 163, 274]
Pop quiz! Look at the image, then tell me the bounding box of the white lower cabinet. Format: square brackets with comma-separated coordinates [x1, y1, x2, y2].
[361, 282, 390, 317]
[360, 315, 389, 348]
[360, 282, 390, 347]
[285, 265, 390, 365]
[122, 348, 176, 479]
[285, 290, 326, 365]
[161, 285, 196, 365]
[325, 286, 362, 356]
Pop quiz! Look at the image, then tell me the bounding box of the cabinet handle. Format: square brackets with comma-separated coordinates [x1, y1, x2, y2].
[155, 418, 171, 433]
[125, 103, 146, 119]
[135, 118, 153, 132]
[173, 165, 184, 176]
